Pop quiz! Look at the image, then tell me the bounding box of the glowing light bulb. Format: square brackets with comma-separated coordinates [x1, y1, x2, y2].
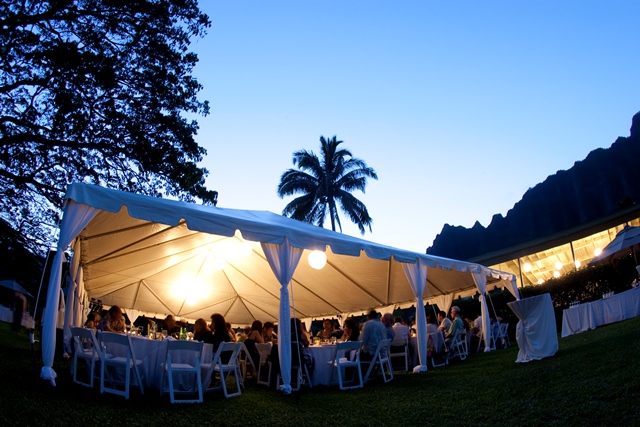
[555, 262, 562, 270]
[553, 271, 560, 278]
[523, 263, 531, 272]
[308, 250, 327, 269]
[574, 260, 581, 268]
[537, 279, 544, 285]
[594, 248, 602, 257]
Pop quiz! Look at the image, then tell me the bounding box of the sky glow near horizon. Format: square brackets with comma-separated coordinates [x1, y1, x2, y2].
[188, 1, 640, 254]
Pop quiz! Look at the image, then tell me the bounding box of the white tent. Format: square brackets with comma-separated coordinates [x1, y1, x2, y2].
[41, 183, 518, 391]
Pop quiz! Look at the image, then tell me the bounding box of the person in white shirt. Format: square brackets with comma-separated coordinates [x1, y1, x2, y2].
[392, 316, 410, 340]
[437, 310, 451, 332]
[426, 314, 439, 335]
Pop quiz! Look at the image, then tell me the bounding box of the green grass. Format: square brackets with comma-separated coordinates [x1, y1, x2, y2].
[1, 319, 639, 426]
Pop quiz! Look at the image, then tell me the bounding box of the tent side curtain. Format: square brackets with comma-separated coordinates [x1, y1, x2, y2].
[261, 239, 303, 394]
[41, 201, 99, 384]
[472, 273, 493, 353]
[401, 262, 428, 373]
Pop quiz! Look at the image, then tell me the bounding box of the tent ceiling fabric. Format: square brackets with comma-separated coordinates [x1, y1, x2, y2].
[68, 184, 514, 324]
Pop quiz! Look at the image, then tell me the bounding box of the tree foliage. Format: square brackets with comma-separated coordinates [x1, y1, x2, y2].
[277, 135, 378, 234]
[0, 0, 217, 250]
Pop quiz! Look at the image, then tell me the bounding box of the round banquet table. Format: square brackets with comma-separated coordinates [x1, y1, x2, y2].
[304, 344, 338, 386]
[106, 335, 213, 391]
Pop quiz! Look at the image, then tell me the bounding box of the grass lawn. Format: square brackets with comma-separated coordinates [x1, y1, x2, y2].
[0, 318, 638, 427]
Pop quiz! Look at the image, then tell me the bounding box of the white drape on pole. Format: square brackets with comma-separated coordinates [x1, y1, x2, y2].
[432, 294, 454, 314]
[472, 273, 492, 352]
[401, 261, 428, 373]
[261, 238, 303, 394]
[62, 240, 83, 354]
[41, 201, 99, 384]
[506, 277, 521, 300]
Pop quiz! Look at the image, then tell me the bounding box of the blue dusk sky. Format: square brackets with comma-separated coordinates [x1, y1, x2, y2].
[188, 1, 640, 253]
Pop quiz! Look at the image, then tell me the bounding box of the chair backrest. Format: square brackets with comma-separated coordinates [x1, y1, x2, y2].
[390, 336, 408, 348]
[71, 327, 100, 352]
[166, 340, 203, 365]
[336, 340, 362, 362]
[255, 343, 272, 364]
[219, 342, 242, 367]
[99, 332, 139, 361]
[375, 339, 391, 360]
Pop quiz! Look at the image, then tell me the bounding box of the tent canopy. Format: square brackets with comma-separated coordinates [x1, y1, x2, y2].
[41, 183, 517, 387]
[61, 183, 516, 324]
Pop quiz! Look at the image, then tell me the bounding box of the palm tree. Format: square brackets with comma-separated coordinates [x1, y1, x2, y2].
[277, 135, 378, 234]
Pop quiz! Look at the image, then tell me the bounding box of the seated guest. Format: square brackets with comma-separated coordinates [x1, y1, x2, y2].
[316, 319, 333, 339]
[210, 313, 233, 349]
[163, 314, 181, 335]
[97, 305, 125, 333]
[244, 320, 264, 369]
[437, 310, 452, 332]
[381, 313, 396, 340]
[226, 322, 238, 342]
[342, 317, 360, 342]
[426, 314, 439, 335]
[263, 321, 277, 343]
[85, 312, 99, 329]
[392, 316, 410, 340]
[330, 322, 343, 339]
[193, 318, 214, 344]
[247, 320, 264, 344]
[237, 326, 251, 343]
[291, 317, 310, 348]
[445, 306, 464, 342]
[360, 310, 386, 362]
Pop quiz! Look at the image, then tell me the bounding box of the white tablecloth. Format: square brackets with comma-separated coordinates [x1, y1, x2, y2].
[107, 335, 212, 391]
[508, 293, 558, 363]
[305, 344, 338, 386]
[0, 305, 34, 327]
[561, 286, 640, 337]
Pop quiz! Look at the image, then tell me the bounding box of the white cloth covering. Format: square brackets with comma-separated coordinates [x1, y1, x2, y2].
[507, 293, 558, 363]
[561, 286, 640, 337]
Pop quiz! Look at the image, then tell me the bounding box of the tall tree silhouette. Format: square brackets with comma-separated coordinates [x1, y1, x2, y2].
[277, 136, 378, 234]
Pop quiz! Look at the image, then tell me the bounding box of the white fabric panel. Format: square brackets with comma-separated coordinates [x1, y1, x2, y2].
[261, 239, 303, 394]
[41, 201, 99, 383]
[472, 273, 492, 353]
[561, 304, 593, 337]
[432, 294, 453, 314]
[505, 278, 520, 300]
[507, 293, 558, 363]
[401, 262, 428, 373]
[561, 286, 640, 337]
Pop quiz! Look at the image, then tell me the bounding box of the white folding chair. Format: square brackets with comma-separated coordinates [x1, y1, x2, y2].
[202, 342, 243, 398]
[255, 343, 273, 387]
[477, 324, 497, 352]
[70, 327, 100, 388]
[497, 323, 510, 348]
[160, 340, 203, 403]
[389, 336, 409, 372]
[429, 332, 447, 368]
[446, 330, 467, 362]
[363, 339, 393, 384]
[99, 332, 145, 400]
[330, 341, 363, 390]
